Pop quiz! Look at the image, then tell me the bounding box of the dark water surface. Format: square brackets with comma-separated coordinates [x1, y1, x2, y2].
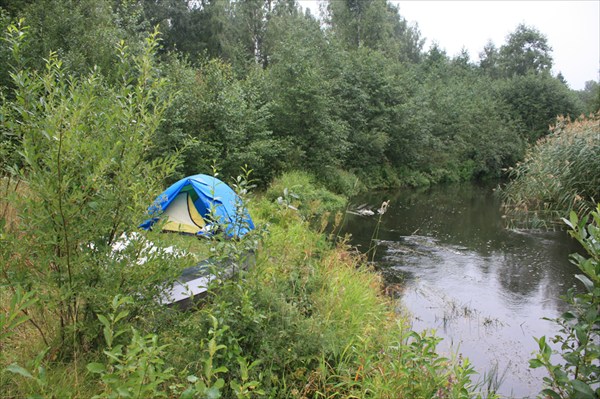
[340, 183, 582, 398]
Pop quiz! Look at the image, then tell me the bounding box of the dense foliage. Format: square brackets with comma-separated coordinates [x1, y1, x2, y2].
[1, 0, 592, 191]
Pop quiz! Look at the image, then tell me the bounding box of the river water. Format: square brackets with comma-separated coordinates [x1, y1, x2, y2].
[339, 182, 583, 398]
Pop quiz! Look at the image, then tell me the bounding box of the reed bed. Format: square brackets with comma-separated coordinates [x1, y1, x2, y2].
[501, 113, 600, 229]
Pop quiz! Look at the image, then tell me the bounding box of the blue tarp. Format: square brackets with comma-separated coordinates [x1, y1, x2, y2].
[140, 174, 254, 238]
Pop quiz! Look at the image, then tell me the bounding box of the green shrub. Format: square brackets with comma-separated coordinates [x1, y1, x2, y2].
[530, 205, 600, 398]
[316, 167, 364, 197]
[265, 171, 347, 219]
[355, 164, 402, 190]
[0, 24, 185, 359]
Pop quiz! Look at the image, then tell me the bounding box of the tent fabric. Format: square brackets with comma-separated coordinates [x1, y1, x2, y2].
[162, 191, 206, 234]
[140, 174, 254, 238]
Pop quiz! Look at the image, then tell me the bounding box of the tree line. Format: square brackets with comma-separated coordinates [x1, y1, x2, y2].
[1, 0, 598, 191]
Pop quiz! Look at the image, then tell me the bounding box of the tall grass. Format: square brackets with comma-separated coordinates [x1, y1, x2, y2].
[501, 113, 600, 229]
[242, 183, 481, 398]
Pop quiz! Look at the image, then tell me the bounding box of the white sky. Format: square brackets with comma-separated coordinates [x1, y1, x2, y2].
[298, 0, 600, 90]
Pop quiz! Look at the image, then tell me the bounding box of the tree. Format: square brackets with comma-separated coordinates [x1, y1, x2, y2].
[498, 24, 553, 77]
[0, 0, 37, 18]
[267, 12, 349, 172]
[479, 40, 500, 78]
[157, 58, 280, 184]
[577, 80, 600, 114]
[141, 0, 229, 64]
[0, 9, 13, 93]
[385, 2, 423, 63]
[12, 0, 143, 78]
[556, 71, 568, 85]
[325, 0, 423, 63]
[499, 72, 584, 141]
[228, 0, 270, 67]
[332, 47, 406, 171]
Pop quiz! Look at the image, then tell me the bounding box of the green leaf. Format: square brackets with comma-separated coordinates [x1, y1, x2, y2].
[213, 378, 225, 389]
[542, 341, 552, 358]
[540, 389, 561, 399]
[205, 386, 222, 399]
[37, 366, 46, 384]
[575, 274, 594, 293]
[86, 362, 106, 374]
[97, 314, 110, 329]
[237, 357, 248, 380]
[117, 386, 132, 397]
[213, 366, 228, 375]
[179, 387, 195, 399]
[104, 345, 123, 362]
[103, 326, 112, 347]
[115, 310, 129, 323]
[562, 311, 576, 320]
[6, 363, 34, 379]
[575, 326, 589, 345]
[529, 359, 543, 368]
[571, 380, 595, 398]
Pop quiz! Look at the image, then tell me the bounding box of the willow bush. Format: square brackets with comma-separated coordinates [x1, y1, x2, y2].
[530, 206, 600, 398]
[0, 23, 183, 361]
[501, 113, 600, 228]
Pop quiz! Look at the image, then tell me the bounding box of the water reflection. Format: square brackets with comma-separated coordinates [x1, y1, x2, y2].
[340, 182, 583, 398]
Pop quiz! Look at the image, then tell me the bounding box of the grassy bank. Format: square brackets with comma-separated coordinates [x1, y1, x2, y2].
[1, 171, 481, 398]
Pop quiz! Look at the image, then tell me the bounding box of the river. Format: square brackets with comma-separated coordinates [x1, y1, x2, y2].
[339, 182, 583, 398]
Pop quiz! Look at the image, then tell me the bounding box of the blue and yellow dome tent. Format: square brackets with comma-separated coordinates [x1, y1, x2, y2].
[140, 174, 254, 238]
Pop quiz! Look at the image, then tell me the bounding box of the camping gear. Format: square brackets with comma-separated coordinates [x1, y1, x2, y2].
[140, 174, 254, 238]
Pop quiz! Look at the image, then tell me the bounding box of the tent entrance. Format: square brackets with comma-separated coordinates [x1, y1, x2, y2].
[162, 191, 206, 234]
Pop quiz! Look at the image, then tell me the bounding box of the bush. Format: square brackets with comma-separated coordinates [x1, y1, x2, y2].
[0, 25, 184, 359]
[316, 167, 364, 197]
[530, 205, 600, 398]
[265, 171, 347, 219]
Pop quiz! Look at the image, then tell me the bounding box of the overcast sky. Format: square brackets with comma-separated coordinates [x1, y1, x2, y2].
[298, 1, 600, 90]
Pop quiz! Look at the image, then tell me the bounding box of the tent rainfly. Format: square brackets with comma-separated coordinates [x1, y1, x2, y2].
[140, 174, 254, 238]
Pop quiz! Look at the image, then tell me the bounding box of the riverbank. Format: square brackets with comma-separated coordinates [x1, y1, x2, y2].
[1, 174, 482, 398]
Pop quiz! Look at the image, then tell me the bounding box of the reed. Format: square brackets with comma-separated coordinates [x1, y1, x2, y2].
[502, 113, 600, 229]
